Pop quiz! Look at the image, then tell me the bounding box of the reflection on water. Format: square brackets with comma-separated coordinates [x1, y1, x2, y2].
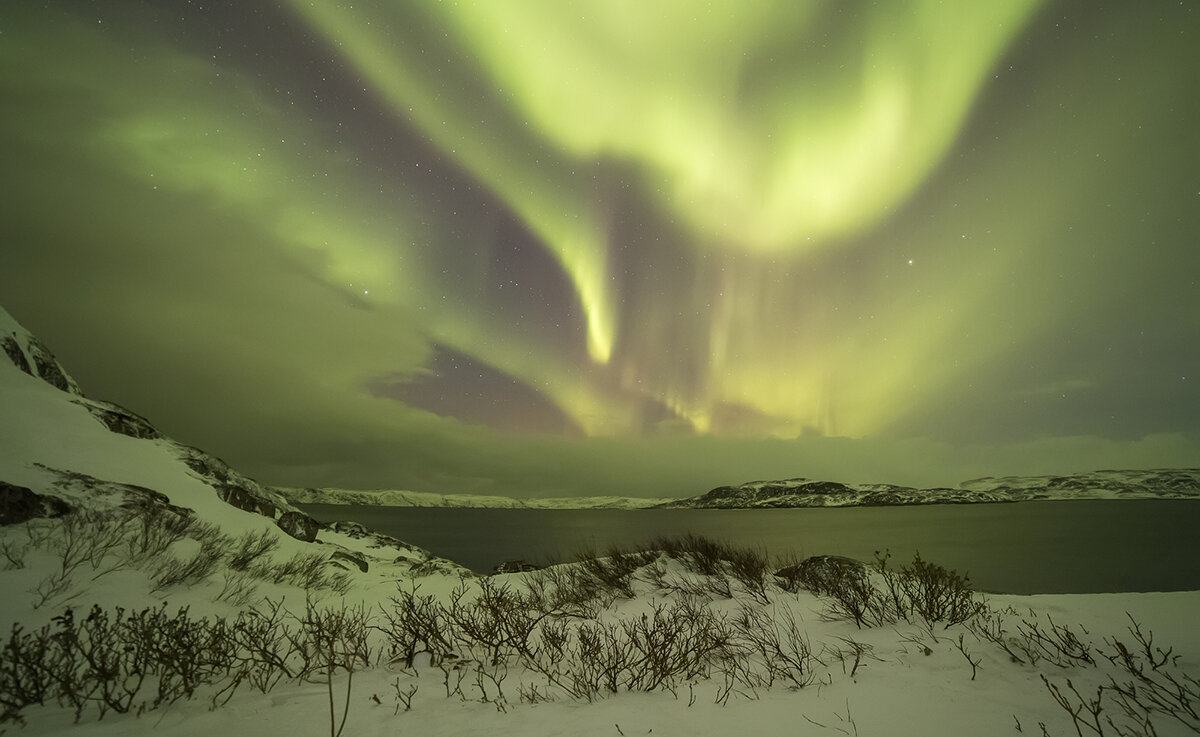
[299, 500, 1200, 594]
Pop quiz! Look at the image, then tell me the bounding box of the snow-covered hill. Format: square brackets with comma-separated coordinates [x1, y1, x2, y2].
[281, 486, 674, 509]
[287, 467, 1200, 511]
[0, 305, 461, 578]
[661, 469, 1200, 509]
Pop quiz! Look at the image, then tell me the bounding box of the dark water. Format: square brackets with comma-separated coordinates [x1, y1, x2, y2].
[299, 500, 1200, 595]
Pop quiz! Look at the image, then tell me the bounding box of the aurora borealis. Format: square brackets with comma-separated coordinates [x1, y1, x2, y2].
[1, 1, 1197, 497]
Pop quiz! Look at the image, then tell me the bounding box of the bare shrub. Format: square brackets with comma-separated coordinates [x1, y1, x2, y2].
[121, 506, 195, 567]
[214, 571, 260, 607]
[1018, 613, 1096, 669]
[150, 544, 223, 592]
[575, 546, 655, 600]
[881, 551, 986, 628]
[726, 547, 771, 605]
[648, 533, 728, 577]
[732, 604, 822, 688]
[953, 633, 983, 680]
[447, 578, 550, 664]
[529, 596, 736, 702]
[290, 599, 375, 737]
[227, 529, 279, 572]
[0, 537, 28, 570]
[523, 564, 609, 619]
[252, 552, 351, 594]
[378, 584, 457, 668]
[1099, 616, 1199, 735]
[812, 552, 984, 630]
[816, 565, 885, 629]
[826, 637, 877, 678]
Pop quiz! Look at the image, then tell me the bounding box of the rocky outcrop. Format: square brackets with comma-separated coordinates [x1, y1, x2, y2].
[277, 510, 320, 542]
[175, 444, 288, 519]
[1, 308, 82, 395]
[31, 464, 193, 517]
[490, 559, 542, 575]
[73, 399, 162, 440]
[330, 549, 369, 572]
[0, 481, 70, 524]
[27, 337, 78, 393]
[1, 335, 32, 376]
[215, 484, 276, 518]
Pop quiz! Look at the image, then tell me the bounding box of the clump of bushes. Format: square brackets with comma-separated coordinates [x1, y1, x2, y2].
[4, 522, 1196, 736]
[797, 550, 985, 629]
[0, 599, 371, 726]
[2, 505, 350, 610]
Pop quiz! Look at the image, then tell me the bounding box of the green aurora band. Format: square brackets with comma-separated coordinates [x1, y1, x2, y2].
[1, 1, 1198, 494]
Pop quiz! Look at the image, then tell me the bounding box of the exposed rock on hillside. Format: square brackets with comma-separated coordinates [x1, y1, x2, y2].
[72, 399, 162, 440]
[277, 510, 320, 542]
[0, 480, 70, 525]
[174, 444, 286, 519]
[1, 317, 81, 395]
[33, 464, 194, 518]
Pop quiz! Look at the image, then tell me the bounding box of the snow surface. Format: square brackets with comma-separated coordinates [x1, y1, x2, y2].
[3, 304, 1199, 736]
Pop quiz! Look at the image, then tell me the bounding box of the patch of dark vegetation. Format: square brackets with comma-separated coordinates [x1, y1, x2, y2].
[2, 505, 350, 611]
[0, 598, 371, 726]
[2, 524, 1196, 735]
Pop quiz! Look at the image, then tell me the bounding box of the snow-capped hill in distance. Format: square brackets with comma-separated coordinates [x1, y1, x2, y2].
[282, 486, 673, 509]
[0, 304, 462, 577]
[662, 469, 1200, 509]
[959, 468, 1200, 497]
[286, 467, 1200, 511]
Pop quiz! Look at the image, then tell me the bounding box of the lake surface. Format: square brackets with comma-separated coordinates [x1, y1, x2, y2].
[298, 500, 1200, 595]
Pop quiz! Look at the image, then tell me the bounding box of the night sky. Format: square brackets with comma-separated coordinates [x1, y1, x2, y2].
[2, 1, 1197, 498]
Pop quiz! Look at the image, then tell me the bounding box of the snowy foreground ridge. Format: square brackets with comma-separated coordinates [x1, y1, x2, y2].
[2, 303, 1200, 737]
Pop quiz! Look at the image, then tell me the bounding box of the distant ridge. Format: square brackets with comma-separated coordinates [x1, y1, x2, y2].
[281, 486, 671, 510]
[285, 468, 1200, 510]
[660, 468, 1200, 509]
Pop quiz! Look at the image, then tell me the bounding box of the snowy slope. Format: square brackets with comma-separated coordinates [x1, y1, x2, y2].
[0, 305, 460, 579]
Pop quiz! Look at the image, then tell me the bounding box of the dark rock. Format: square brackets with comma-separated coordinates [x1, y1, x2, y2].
[775, 555, 866, 593]
[1, 336, 32, 376]
[409, 557, 473, 577]
[328, 521, 371, 539]
[277, 511, 319, 542]
[177, 445, 283, 518]
[0, 481, 70, 524]
[216, 484, 276, 518]
[27, 337, 77, 394]
[331, 550, 369, 573]
[74, 400, 161, 440]
[490, 559, 542, 575]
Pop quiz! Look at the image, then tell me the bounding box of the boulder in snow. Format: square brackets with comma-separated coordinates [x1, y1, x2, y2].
[277, 510, 320, 542]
